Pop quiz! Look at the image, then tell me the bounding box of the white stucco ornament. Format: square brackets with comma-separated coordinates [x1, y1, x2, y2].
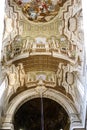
[66, 72, 74, 85]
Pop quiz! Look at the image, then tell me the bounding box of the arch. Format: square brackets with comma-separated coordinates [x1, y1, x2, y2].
[4, 88, 79, 124]
[14, 97, 70, 130]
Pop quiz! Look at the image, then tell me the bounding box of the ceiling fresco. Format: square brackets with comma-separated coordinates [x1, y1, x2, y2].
[14, 0, 67, 22]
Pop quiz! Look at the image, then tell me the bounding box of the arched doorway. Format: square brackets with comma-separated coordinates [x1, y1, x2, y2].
[0, 88, 80, 130]
[13, 98, 70, 130]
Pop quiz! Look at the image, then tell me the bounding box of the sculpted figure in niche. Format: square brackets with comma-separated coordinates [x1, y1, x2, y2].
[75, 45, 82, 65]
[55, 39, 60, 53]
[48, 39, 52, 49]
[51, 37, 56, 49]
[18, 63, 25, 87]
[22, 39, 27, 53]
[24, 38, 32, 52]
[66, 72, 74, 85]
[68, 17, 76, 32]
[3, 46, 7, 62]
[62, 64, 69, 83]
[6, 64, 17, 95]
[6, 44, 12, 60]
[56, 63, 63, 86]
[32, 39, 36, 51]
[15, 65, 20, 91]
[25, 73, 35, 84]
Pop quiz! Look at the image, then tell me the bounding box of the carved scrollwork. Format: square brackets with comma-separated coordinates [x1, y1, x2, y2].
[56, 63, 76, 96]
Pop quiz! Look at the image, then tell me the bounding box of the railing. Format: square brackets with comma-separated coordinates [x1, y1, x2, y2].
[2, 41, 78, 64]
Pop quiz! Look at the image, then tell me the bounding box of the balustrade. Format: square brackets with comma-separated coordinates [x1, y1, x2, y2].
[2, 36, 80, 64]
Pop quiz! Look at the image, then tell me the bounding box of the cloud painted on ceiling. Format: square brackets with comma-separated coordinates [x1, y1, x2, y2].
[14, 0, 67, 22]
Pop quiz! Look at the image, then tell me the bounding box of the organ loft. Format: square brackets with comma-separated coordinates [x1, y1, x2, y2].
[0, 0, 87, 130]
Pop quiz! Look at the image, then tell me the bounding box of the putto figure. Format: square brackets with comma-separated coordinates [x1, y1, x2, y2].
[14, 0, 67, 22]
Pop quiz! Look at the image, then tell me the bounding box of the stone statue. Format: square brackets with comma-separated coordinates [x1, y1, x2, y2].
[15, 65, 20, 91]
[18, 63, 25, 87]
[48, 39, 52, 49]
[3, 46, 7, 62]
[22, 39, 27, 52]
[56, 63, 63, 86]
[55, 39, 60, 53]
[62, 64, 69, 84]
[51, 37, 56, 49]
[66, 72, 74, 85]
[25, 38, 30, 51]
[6, 64, 17, 95]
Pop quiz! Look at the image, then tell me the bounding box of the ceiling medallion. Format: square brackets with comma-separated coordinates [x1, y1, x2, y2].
[14, 0, 67, 23]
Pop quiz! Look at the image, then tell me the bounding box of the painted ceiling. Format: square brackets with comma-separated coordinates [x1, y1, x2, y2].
[2, 0, 84, 101]
[1, 1, 86, 129]
[3, 0, 83, 75]
[14, 0, 67, 22]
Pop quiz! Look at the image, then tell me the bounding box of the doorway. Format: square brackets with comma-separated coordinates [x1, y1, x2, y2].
[13, 98, 70, 130]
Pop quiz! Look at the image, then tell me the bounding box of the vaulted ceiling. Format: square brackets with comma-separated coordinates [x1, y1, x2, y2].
[1, 0, 86, 129]
[2, 0, 84, 102]
[3, 0, 83, 67]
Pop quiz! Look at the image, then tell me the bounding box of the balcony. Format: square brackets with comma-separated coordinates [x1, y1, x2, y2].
[2, 35, 80, 65]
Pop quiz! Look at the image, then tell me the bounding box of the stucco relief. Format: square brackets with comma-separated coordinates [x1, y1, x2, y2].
[66, 72, 74, 85]
[56, 62, 84, 109]
[6, 64, 56, 95]
[2, 35, 82, 65]
[56, 63, 75, 93]
[3, 15, 13, 40]
[3, 2, 18, 42]
[4, 0, 83, 48]
[25, 71, 56, 88]
[6, 64, 17, 95]
[5, 0, 70, 38]
[63, 3, 84, 66]
[0, 0, 86, 129]
[6, 63, 25, 96]
[5, 61, 79, 104]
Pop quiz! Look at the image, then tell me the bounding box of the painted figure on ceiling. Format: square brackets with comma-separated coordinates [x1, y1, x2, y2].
[15, 0, 67, 22]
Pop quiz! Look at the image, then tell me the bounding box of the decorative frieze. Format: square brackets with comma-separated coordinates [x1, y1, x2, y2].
[5, 62, 83, 106]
